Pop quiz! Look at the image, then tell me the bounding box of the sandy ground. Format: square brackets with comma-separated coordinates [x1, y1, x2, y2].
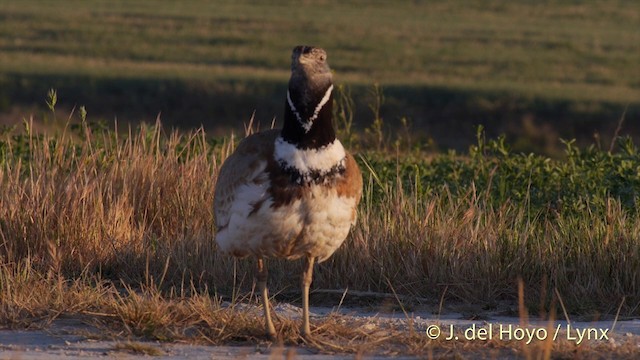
[0, 304, 638, 359]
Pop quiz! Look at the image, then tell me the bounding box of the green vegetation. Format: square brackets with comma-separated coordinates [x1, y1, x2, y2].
[1, 0, 638, 152]
[365, 128, 640, 214]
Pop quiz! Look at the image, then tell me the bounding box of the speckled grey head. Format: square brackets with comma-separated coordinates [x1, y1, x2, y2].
[290, 45, 332, 96]
[291, 46, 330, 73]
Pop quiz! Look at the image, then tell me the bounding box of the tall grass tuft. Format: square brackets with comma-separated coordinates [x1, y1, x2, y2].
[0, 119, 225, 283]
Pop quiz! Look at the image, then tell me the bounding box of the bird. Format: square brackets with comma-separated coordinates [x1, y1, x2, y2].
[213, 45, 363, 339]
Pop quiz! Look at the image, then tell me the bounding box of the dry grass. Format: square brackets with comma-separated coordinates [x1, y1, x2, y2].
[0, 118, 225, 281]
[0, 266, 637, 358]
[0, 115, 639, 356]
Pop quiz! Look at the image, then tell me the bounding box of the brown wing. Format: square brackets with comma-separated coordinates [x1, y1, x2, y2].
[340, 152, 363, 201]
[213, 129, 280, 231]
[336, 152, 363, 224]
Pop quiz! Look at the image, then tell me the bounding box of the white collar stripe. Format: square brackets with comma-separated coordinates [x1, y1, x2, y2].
[274, 136, 346, 175]
[287, 85, 334, 133]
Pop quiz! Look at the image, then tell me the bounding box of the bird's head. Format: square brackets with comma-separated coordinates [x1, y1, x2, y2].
[290, 45, 332, 91]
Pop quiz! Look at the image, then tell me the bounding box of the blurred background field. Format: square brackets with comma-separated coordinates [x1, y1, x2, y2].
[0, 0, 638, 154]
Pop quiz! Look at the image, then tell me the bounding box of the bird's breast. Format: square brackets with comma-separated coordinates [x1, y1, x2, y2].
[257, 184, 358, 261]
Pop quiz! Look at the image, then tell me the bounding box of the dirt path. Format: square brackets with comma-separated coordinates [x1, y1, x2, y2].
[1, 306, 638, 359]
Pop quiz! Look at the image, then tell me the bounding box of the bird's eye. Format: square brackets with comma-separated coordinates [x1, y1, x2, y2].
[319, 54, 326, 62]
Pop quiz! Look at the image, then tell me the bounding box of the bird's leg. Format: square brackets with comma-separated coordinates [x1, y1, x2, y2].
[256, 257, 276, 339]
[301, 255, 315, 338]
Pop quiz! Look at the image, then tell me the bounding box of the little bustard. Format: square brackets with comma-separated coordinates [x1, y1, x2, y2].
[214, 45, 362, 338]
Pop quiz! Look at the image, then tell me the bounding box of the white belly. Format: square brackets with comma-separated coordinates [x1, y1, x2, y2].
[215, 183, 357, 262]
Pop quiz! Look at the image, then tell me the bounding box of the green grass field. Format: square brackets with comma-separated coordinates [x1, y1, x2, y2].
[1, 0, 639, 153]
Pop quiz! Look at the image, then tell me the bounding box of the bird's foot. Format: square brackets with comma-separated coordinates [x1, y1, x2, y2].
[265, 327, 277, 341]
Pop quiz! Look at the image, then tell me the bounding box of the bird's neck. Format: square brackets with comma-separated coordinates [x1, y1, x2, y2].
[280, 83, 336, 150]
